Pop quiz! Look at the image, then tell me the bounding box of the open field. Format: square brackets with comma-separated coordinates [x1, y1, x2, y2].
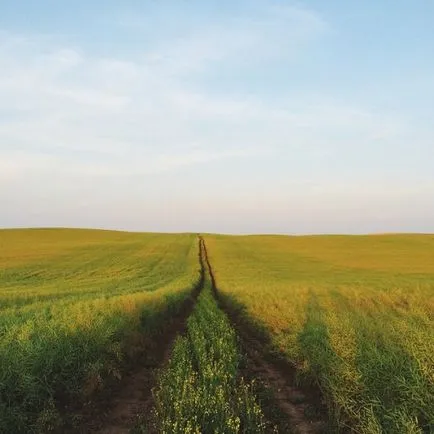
[1, 229, 433, 433]
[204, 234, 434, 433]
[0, 229, 200, 432]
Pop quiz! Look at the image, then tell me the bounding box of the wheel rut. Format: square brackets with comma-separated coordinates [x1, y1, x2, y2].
[66, 238, 206, 434]
[200, 237, 329, 434]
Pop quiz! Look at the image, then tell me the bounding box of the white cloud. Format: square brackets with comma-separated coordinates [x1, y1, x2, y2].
[1, 3, 430, 232]
[140, 4, 328, 73]
[0, 24, 407, 180]
[0, 6, 398, 167]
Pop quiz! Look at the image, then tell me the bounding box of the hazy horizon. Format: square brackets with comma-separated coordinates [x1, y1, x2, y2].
[1, 1, 433, 234]
[2, 226, 434, 238]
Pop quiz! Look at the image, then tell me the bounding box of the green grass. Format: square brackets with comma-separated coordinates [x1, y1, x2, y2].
[150, 263, 268, 433]
[204, 234, 434, 433]
[0, 229, 200, 433]
[2, 229, 433, 433]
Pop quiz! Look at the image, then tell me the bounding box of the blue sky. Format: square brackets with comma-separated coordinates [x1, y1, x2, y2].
[1, 1, 433, 234]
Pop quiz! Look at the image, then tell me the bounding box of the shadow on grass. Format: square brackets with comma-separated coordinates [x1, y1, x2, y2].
[297, 291, 340, 389]
[214, 290, 332, 432]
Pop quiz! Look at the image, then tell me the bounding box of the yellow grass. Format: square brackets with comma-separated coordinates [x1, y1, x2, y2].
[0, 229, 200, 433]
[204, 234, 434, 433]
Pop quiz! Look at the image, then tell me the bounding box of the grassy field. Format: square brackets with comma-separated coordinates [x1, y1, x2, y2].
[0, 229, 200, 433]
[204, 234, 434, 433]
[2, 229, 433, 433]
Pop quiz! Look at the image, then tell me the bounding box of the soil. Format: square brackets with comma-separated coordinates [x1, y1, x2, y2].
[200, 237, 330, 434]
[62, 239, 205, 434]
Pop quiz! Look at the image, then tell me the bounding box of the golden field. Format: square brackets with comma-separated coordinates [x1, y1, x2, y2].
[205, 234, 434, 433]
[0, 229, 199, 432]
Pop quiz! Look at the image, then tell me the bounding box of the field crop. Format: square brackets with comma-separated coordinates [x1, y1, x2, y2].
[2, 229, 433, 434]
[0, 229, 200, 433]
[204, 234, 434, 433]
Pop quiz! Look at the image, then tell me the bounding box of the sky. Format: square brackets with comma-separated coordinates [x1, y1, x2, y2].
[0, 0, 433, 234]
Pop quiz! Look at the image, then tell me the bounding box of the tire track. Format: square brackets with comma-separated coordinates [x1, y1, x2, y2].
[66, 238, 206, 434]
[200, 236, 329, 434]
